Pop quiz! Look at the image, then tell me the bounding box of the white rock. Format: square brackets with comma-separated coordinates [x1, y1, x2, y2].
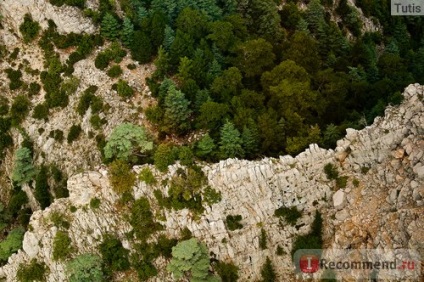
[22, 232, 39, 258]
[333, 190, 346, 210]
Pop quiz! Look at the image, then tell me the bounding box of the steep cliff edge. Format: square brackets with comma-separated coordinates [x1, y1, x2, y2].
[0, 84, 422, 281]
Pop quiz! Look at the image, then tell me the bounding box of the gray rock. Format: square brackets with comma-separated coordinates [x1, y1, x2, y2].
[333, 190, 346, 210]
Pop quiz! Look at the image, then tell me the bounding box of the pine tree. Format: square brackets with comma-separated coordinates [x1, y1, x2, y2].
[101, 13, 120, 40]
[260, 257, 276, 282]
[12, 147, 36, 186]
[34, 166, 51, 209]
[306, 0, 325, 32]
[137, 6, 149, 22]
[196, 133, 216, 158]
[219, 121, 244, 159]
[164, 85, 192, 132]
[121, 17, 134, 47]
[130, 31, 152, 63]
[241, 125, 259, 158]
[163, 25, 175, 52]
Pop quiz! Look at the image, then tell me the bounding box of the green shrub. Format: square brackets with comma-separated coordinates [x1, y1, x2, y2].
[16, 259, 46, 282]
[352, 178, 360, 187]
[274, 206, 302, 225]
[5, 68, 23, 90]
[12, 147, 36, 186]
[10, 95, 31, 125]
[225, 215, 243, 231]
[260, 257, 276, 282]
[127, 63, 136, 70]
[129, 197, 162, 242]
[49, 129, 64, 142]
[215, 261, 239, 282]
[177, 146, 194, 166]
[291, 211, 323, 255]
[276, 245, 285, 256]
[76, 85, 99, 116]
[49, 0, 85, 9]
[202, 186, 222, 205]
[361, 166, 370, 174]
[94, 53, 110, 70]
[138, 167, 157, 185]
[6, 190, 28, 216]
[28, 82, 41, 96]
[19, 14, 40, 43]
[90, 197, 100, 209]
[32, 103, 49, 120]
[66, 254, 104, 282]
[52, 231, 73, 261]
[0, 227, 25, 263]
[116, 79, 134, 98]
[324, 163, 339, 180]
[34, 166, 52, 209]
[50, 211, 70, 229]
[154, 144, 176, 172]
[70, 206, 77, 212]
[259, 228, 267, 250]
[108, 160, 136, 193]
[336, 176, 348, 189]
[10, 47, 20, 60]
[180, 227, 193, 240]
[99, 234, 130, 273]
[89, 114, 103, 130]
[67, 124, 82, 143]
[106, 65, 122, 78]
[0, 96, 9, 116]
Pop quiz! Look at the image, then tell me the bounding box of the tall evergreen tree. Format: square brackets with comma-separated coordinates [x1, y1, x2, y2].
[219, 121, 244, 159]
[163, 25, 175, 52]
[101, 13, 120, 40]
[12, 147, 36, 186]
[34, 166, 51, 209]
[121, 17, 134, 47]
[164, 85, 192, 132]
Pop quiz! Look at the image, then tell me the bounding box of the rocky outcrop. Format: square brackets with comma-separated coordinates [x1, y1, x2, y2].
[0, 84, 422, 281]
[0, 0, 96, 35]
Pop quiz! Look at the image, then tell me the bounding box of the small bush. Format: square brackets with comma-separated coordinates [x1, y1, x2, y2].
[260, 257, 276, 282]
[107, 65, 122, 78]
[99, 234, 130, 273]
[19, 14, 40, 43]
[336, 176, 348, 189]
[202, 186, 222, 205]
[130, 197, 162, 242]
[274, 206, 302, 225]
[52, 231, 73, 261]
[50, 211, 70, 229]
[66, 254, 104, 282]
[138, 167, 157, 185]
[28, 82, 41, 96]
[90, 197, 101, 209]
[0, 96, 9, 116]
[5, 68, 23, 90]
[10, 95, 31, 125]
[32, 103, 49, 120]
[215, 261, 239, 282]
[116, 79, 134, 98]
[324, 163, 339, 180]
[89, 114, 103, 130]
[259, 228, 267, 250]
[16, 259, 46, 282]
[291, 211, 323, 255]
[109, 160, 136, 193]
[67, 124, 82, 143]
[94, 52, 110, 70]
[225, 215, 243, 231]
[276, 245, 285, 256]
[70, 206, 77, 212]
[0, 227, 25, 263]
[352, 178, 360, 187]
[154, 144, 176, 172]
[361, 166, 370, 174]
[49, 129, 64, 142]
[127, 63, 136, 70]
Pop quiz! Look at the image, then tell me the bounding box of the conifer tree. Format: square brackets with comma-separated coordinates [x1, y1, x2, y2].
[163, 25, 175, 52]
[34, 166, 51, 209]
[219, 121, 244, 159]
[260, 257, 276, 282]
[196, 133, 216, 158]
[101, 13, 120, 40]
[121, 17, 134, 47]
[12, 147, 36, 186]
[164, 85, 192, 132]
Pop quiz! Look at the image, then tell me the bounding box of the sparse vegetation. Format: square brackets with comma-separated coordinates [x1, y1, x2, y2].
[16, 259, 46, 282]
[108, 160, 136, 193]
[324, 163, 339, 180]
[19, 14, 40, 43]
[225, 215, 243, 231]
[67, 124, 82, 144]
[138, 167, 157, 185]
[274, 206, 302, 225]
[52, 231, 73, 261]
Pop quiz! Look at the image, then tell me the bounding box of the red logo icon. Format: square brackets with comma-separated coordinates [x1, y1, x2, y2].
[299, 255, 320, 273]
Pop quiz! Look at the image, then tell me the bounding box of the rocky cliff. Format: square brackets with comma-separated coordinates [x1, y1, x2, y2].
[0, 84, 422, 281]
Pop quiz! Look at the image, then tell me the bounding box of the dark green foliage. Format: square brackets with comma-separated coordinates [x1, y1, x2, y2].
[259, 228, 267, 250]
[121, 17, 134, 47]
[7, 190, 28, 216]
[66, 254, 104, 282]
[34, 166, 52, 209]
[5, 69, 23, 90]
[10, 95, 30, 125]
[138, 167, 157, 185]
[90, 197, 101, 209]
[219, 121, 244, 159]
[336, 176, 348, 189]
[19, 14, 40, 43]
[0, 96, 9, 116]
[94, 53, 110, 70]
[116, 79, 134, 98]
[49, 129, 64, 143]
[50, 211, 70, 229]
[129, 197, 162, 242]
[12, 147, 36, 186]
[16, 259, 46, 282]
[276, 245, 285, 256]
[274, 206, 302, 225]
[32, 104, 49, 120]
[101, 13, 120, 40]
[292, 211, 323, 255]
[99, 234, 130, 273]
[76, 86, 100, 116]
[324, 163, 339, 180]
[260, 257, 276, 282]
[67, 124, 82, 144]
[130, 31, 152, 63]
[154, 144, 176, 172]
[215, 261, 239, 282]
[106, 65, 122, 78]
[225, 215, 243, 231]
[52, 231, 72, 261]
[202, 186, 222, 205]
[49, 0, 85, 8]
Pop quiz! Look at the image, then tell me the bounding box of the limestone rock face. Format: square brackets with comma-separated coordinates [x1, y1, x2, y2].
[0, 84, 422, 281]
[0, 0, 96, 35]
